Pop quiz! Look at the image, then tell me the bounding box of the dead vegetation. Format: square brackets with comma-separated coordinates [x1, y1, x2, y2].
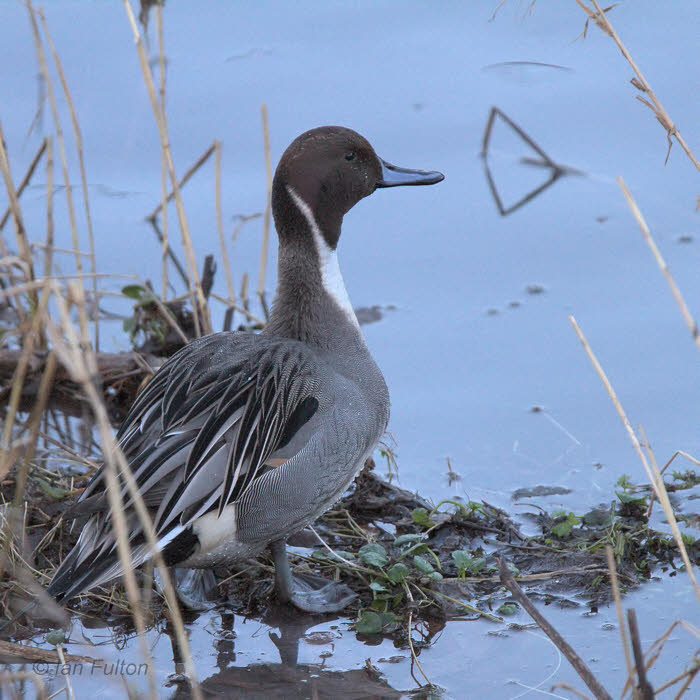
[0, 1, 699, 698]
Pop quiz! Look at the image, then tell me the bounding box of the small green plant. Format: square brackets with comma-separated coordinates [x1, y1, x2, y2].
[616, 474, 633, 491]
[550, 510, 581, 538]
[452, 550, 486, 577]
[411, 507, 434, 527]
[355, 609, 401, 634]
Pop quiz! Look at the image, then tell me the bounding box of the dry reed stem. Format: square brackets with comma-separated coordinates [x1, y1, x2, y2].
[0, 137, 46, 231]
[26, 1, 85, 292]
[208, 292, 264, 325]
[0, 671, 47, 699]
[645, 450, 700, 519]
[43, 136, 54, 284]
[147, 143, 216, 221]
[48, 285, 158, 698]
[580, 0, 699, 169]
[54, 281, 202, 697]
[605, 545, 634, 682]
[135, 276, 189, 344]
[156, 3, 169, 301]
[122, 0, 210, 337]
[568, 316, 700, 602]
[617, 176, 700, 350]
[10, 351, 57, 514]
[403, 582, 433, 689]
[215, 141, 235, 305]
[257, 103, 272, 299]
[648, 660, 700, 698]
[498, 557, 612, 700]
[0, 122, 35, 317]
[38, 7, 99, 350]
[0, 286, 52, 458]
[55, 644, 76, 700]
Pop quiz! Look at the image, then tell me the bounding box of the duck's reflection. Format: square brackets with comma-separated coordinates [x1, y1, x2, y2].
[169, 605, 407, 699]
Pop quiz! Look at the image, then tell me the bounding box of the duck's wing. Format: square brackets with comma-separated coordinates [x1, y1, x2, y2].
[49, 332, 323, 600]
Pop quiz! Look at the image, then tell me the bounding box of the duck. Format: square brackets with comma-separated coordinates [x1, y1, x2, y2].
[48, 126, 444, 614]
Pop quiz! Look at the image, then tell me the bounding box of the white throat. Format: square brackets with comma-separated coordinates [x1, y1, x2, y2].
[286, 186, 360, 329]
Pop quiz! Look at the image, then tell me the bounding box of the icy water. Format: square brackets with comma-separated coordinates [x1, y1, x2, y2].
[2, 1, 699, 697]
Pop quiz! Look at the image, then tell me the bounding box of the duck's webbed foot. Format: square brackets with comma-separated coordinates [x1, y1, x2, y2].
[155, 567, 218, 611]
[270, 539, 357, 614]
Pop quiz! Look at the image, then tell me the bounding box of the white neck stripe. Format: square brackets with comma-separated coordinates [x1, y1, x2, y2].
[286, 185, 360, 329]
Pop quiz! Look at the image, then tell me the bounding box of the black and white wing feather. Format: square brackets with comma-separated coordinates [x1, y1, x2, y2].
[49, 332, 321, 601]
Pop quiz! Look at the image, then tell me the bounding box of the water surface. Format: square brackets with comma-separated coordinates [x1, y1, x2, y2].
[1, 1, 698, 697]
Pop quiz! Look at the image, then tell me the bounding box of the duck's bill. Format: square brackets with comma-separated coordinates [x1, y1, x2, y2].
[376, 159, 445, 188]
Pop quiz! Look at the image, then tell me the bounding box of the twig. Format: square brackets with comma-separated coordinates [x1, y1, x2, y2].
[0, 122, 35, 314]
[0, 286, 52, 460]
[617, 177, 700, 351]
[48, 283, 158, 699]
[147, 216, 189, 289]
[0, 640, 94, 664]
[580, 0, 699, 169]
[122, 0, 210, 336]
[257, 103, 272, 299]
[653, 657, 700, 696]
[627, 609, 654, 699]
[569, 316, 700, 602]
[605, 546, 634, 681]
[56, 644, 76, 700]
[403, 582, 434, 689]
[43, 136, 54, 284]
[0, 137, 46, 231]
[156, 2, 168, 300]
[645, 450, 700, 518]
[215, 140, 235, 306]
[60, 281, 202, 699]
[146, 142, 216, 222]
[26, 1, 84, 297]
[498, 557, 612, 700]
[38, 7, 99, 350]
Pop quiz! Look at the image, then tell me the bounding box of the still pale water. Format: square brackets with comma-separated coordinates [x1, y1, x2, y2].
[1, 1, 698, 697]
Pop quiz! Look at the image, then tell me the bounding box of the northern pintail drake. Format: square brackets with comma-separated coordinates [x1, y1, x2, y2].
[49, 126, 444, 613]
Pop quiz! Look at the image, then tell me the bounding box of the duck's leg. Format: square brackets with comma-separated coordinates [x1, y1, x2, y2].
[270, 539, 357, 614]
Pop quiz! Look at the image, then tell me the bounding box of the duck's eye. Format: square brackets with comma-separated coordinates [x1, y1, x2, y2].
[345, 152, 356, 161]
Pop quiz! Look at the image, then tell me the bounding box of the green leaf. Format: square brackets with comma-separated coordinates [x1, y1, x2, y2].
[506, 562, 520, 577]
[551, 520, 573, 538]
[355, 611, 383, 634]
[391, 592, 404, 609]
[452, 550, 470, 571]
[121, 284, 146, 300]
[369, 581, 388, 593]
[616, 490, 646, 505]
[46, 629, 66, 646]
[355, 610, 399, 634]
[358, 543, 388, 568]
[123, 316, 139, 336]
[36, 478, 70, 500]
[550, 512, 580, 538]
[393, 533, 425, 547]
[497, 603, 518, 616]
[428, 571, 443, 581]
[411, 507, 431, 526]
[452, 550, 485, 575]
[413, 554, 434, 575]
[387, 563, 410, 584]
[616, 474, 632, 490]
